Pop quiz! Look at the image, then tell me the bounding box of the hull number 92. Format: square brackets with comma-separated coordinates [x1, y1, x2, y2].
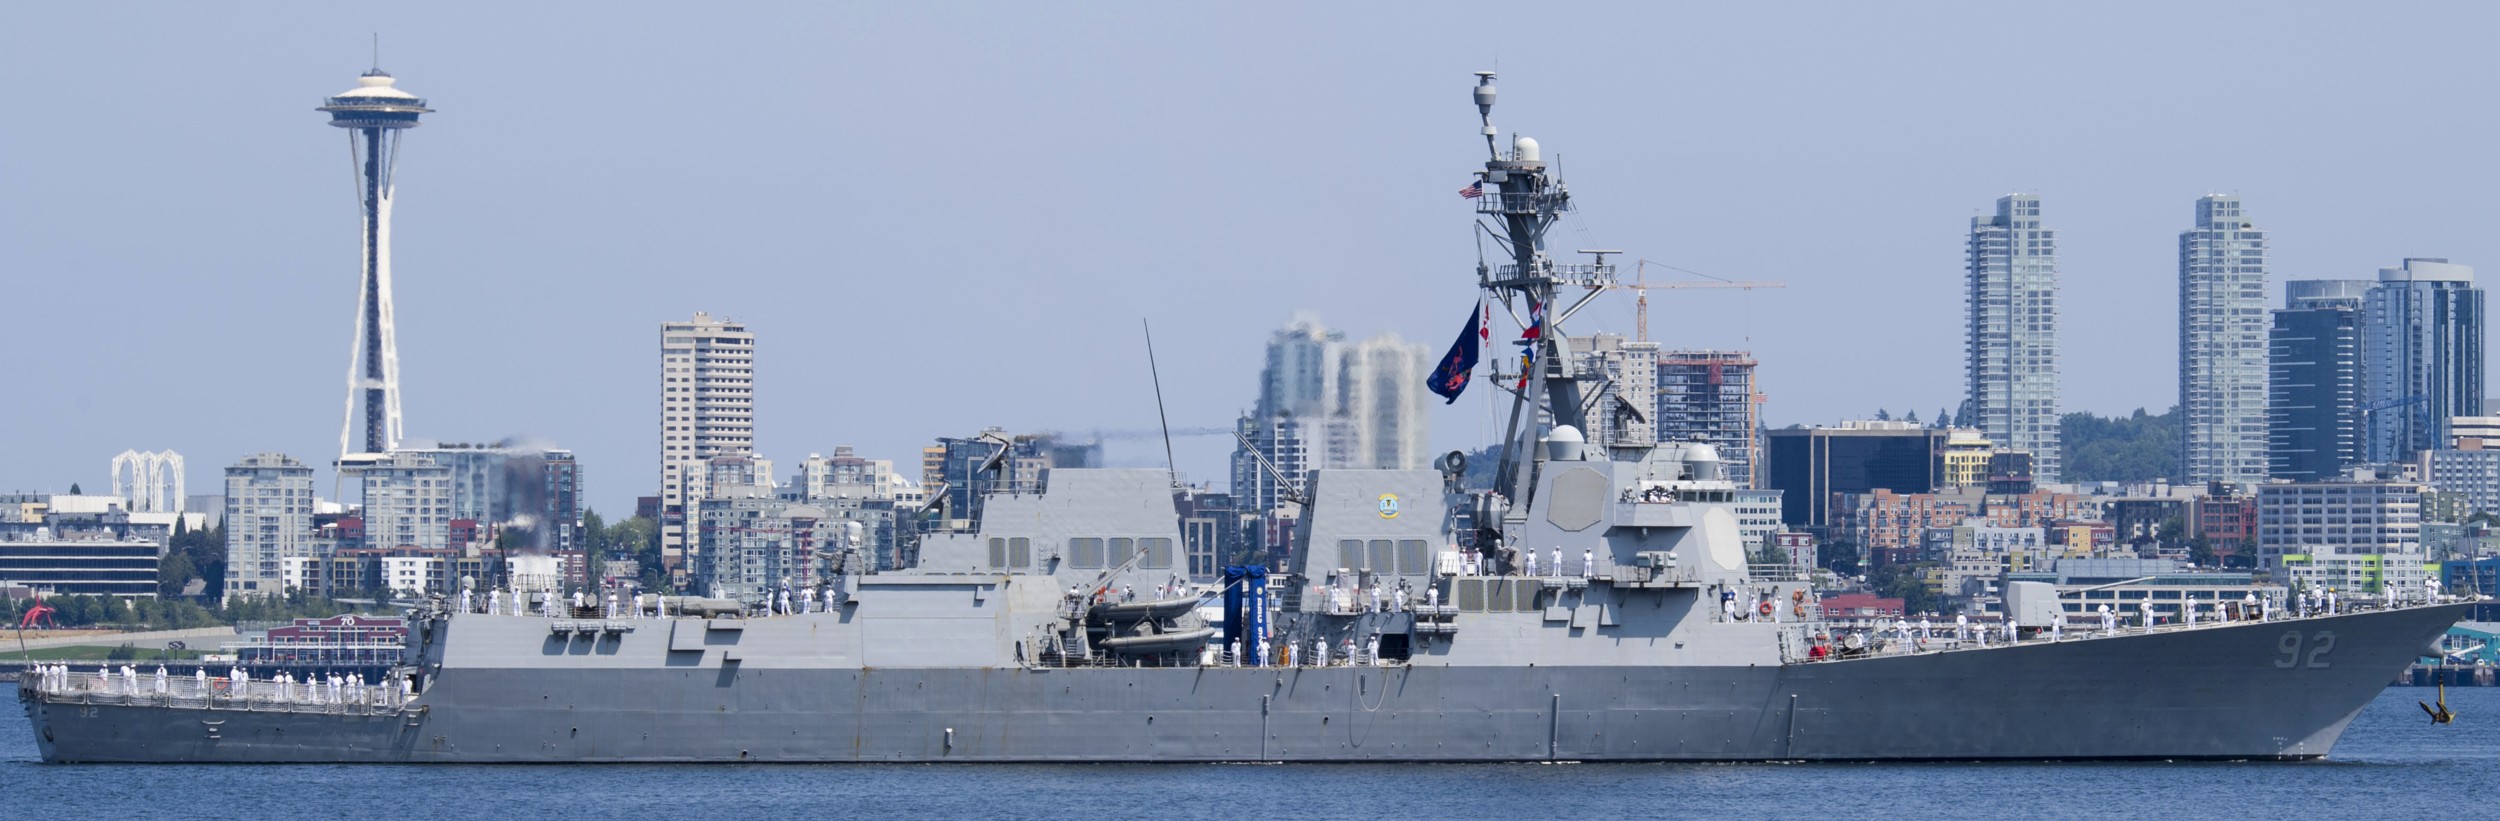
[2277, 631, 2337, 669]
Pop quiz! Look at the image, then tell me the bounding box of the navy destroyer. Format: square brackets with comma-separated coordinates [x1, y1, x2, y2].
[20, 74, 2472, 763]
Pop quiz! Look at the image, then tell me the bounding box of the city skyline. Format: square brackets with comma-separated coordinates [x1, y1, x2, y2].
[13, 5, 2500, 516]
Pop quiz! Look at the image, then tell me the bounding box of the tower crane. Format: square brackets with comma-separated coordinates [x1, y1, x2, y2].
[1623, 259, 1786, 342]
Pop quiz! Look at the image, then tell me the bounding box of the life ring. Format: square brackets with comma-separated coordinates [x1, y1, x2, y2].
[1791, 589, 1807, 603]
[1758, 601, 1775, 616]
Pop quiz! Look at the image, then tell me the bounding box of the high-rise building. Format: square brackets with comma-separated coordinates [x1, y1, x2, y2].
[1257, 313, 1342, 419]
[2364, 258, 2485, 463]
[1564, 334, 1659, 451]
[659, 313, 756, 578]
[320, 68, 432, 459]
[2178, 195, 2270, 483]
[1335, 333, 1433, 470]
[221, 453, 316, 602]
[541, 450, 581, 552]
[359, 453, 451, 552]
[1963, 194, 2062, 481]
[2270, 280, 2369, 480]
[1657, 349, 1758, 486]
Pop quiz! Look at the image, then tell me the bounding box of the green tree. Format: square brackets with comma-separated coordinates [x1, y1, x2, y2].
[158, 552, 196, 598]
[1870, 562, 1942, 615]
[2061, 406, 2182, 482]
[1818, 539, 1862, 576]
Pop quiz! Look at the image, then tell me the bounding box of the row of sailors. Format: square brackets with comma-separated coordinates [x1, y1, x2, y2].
[1331, 580, 1438, 615]
[1199, 635, 1395, 668]
[457, 588, 840, 619]
[1457, 547, 1602, 579]
[27, 664, 414, 706]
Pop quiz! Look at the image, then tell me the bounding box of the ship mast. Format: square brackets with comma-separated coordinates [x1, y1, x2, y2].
[1472, 73, 1616, 529]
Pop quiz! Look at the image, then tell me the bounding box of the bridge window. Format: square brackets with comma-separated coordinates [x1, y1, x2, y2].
[1456, 579, 1485, 612]
[1109, 537, 1136, 568]
[988, 538, 1007, 569]
[1140, 537, 1173, 569]
[1339, 540, 1363, 571]
[1010, 537, 1032, 568]
[1368, 540, 1394, 573]
[1071, 538, 1104, 569]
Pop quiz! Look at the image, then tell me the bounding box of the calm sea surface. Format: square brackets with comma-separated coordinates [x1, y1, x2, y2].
[6, 683, 2493, 820]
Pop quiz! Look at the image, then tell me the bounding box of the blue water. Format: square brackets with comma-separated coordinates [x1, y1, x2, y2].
[5, 683, 2492, 820]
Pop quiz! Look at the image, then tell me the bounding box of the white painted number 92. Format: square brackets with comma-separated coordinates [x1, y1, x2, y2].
[2276, 631, 2337, 669]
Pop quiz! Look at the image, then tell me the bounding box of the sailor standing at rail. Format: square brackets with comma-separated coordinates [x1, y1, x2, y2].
[2097, 604, 2115, 632]
[1722, 589, 1738, 622]
[1549, 546, 1562, 579]
[2428, 575, 2442, 604]
[1582, 548, 1595, 579]
[1426, 583, 1440, 609]
[1524, 548, 1538, 578]
[1955, 613, 1970, 641]
[460, 587, 474, 615]
[1918, 616, 1932, 640]
[2325, 589, 2337, 615]
[1313, 637, 1328, 667]
[154, 665, 167, 695]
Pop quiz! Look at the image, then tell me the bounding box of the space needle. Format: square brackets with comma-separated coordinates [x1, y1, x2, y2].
[318, 67, 431, 459]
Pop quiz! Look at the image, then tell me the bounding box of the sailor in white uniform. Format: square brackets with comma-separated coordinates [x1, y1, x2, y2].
[1548, 546, 1562, 578]
[2097, 604, 2115, 632]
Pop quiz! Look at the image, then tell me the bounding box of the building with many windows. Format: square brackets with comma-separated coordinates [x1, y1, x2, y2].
[2364, 259, 2484, 463]
[659, 313, 756, 578]
[0, 537, 158, 598]
[1964, 194, 2062, 481]
[2270, 280, 2369, 480]
[222, 453, 316, 602]
[1657, 349, 1758, 486]
[1568, 334, 1659, 451]
[353, 452, 452, 552]
[1762, 420, 1948, 531]
[2178, 195, 2270, 483]
[2256, 480, 2427, 595]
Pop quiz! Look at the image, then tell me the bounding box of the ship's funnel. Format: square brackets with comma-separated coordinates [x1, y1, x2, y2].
[1544, 425, 1586, 461]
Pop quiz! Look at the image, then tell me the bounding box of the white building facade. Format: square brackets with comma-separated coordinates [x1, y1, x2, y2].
[222, 453, 316, 602]
[2178, 195, 2270, 483]
[1964, 194, 2062, 481]
[2256, 481, 2427, 595]
[659, 313, 756, 579]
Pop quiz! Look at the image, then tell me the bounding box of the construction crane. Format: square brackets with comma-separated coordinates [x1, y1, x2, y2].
[1624, 259, 1786, 342]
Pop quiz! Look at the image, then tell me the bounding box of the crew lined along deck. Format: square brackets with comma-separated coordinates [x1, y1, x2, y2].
[21, 665, 415, 714]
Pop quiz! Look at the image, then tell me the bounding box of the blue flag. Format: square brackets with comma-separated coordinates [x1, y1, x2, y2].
[1426, 300, 1484, 404]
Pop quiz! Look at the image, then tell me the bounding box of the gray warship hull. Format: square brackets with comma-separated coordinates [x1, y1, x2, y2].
[23, 603, 2466, 763]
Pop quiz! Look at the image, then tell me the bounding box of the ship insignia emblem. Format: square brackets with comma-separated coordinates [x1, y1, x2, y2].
[1378, 494, 1401, 519]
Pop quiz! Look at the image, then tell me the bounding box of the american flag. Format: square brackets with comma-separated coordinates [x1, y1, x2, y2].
[1459, 180, 1483, 199]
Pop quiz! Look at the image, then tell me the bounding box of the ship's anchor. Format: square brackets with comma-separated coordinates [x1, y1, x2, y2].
[2419, 663, 2456, 725]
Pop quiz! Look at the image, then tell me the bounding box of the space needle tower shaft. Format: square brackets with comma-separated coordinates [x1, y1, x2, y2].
[318, 68, 432, 458]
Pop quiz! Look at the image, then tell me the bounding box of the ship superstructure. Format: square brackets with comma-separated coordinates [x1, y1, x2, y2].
[21, 74, 2473, 764]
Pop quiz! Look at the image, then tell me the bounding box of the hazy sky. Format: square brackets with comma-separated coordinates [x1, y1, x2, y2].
[8, 3, 2498, 516]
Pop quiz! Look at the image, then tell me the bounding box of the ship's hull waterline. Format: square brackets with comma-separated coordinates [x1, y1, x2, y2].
[24, 603, 2463, 763]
